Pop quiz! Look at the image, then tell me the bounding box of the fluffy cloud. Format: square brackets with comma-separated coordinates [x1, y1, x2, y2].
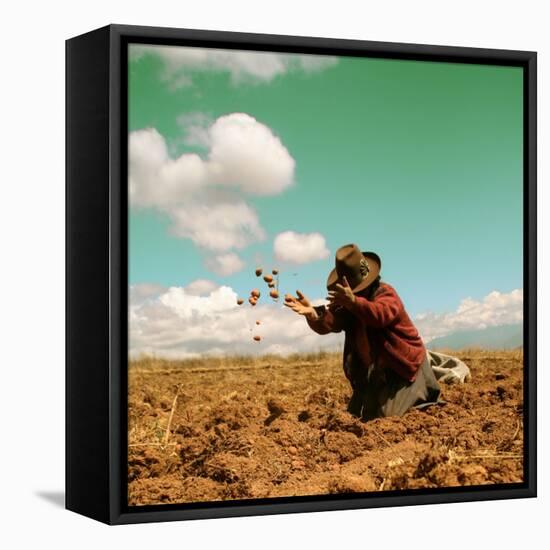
[130, 113, 294, 206]
[274, 231, 330, 264]
[130, 44, 338, 89]
[415, 289, 523, 343]
[159, 285, 237, 318]
[129, 128, 206, 208]
[129, 284, 342, 359]
[184, 279, 219, 296]
[129, 113, 295, 264]
[130, 283, 167, 305]
[207, 113, 295, 195]
[205, 252, 246, 276]
[130, 286, 524, 359]
[168, 201, 265, 252]
[176, 112, 213, 148]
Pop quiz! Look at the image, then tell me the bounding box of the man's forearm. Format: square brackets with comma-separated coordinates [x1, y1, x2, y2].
[306, 305, 344, 334]
[305, 307, 319, 322]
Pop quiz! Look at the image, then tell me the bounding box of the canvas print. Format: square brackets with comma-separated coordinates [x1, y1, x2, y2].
[127, 44, 524, 506]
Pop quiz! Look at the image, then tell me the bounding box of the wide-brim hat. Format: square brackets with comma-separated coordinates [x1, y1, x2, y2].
[327, 244, 381, 294]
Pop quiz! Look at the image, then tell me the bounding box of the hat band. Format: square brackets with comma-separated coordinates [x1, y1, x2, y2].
[359, 257, 370, 278]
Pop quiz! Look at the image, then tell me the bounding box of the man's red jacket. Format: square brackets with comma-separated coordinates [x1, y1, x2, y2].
[307, 282, 426, 382]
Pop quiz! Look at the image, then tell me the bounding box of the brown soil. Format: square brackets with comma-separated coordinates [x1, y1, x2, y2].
[128, 350, 524, 506]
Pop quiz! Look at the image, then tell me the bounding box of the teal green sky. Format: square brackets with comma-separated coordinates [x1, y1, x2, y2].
[128, 47, 523, 317]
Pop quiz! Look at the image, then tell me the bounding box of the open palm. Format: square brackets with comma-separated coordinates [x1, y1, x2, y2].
[284, 290, 316, 318]
[295, 290, 311, 307]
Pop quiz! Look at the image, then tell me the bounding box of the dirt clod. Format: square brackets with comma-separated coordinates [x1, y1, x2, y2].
[128, 350, 524, 505]
[267, 398, 286, 416]
[328, 474, 376, 494]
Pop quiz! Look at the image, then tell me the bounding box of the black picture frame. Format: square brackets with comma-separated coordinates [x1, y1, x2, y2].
[66, 23, 537, 525]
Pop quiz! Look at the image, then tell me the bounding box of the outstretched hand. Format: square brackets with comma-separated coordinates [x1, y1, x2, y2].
[284, 290, 318, 320]
[295, 290, 311, 307]
[327, 276, 356, 310]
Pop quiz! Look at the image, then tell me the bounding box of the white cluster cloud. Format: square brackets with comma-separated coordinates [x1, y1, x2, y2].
[159, 285, 238, 318]
[130, 284, 524, 359]
[206, 113, 295, 195]
[129, 127, 205, 208]
[204, 252, 245, 276]
[129, 283, 342, 359]
[130, 44, 338, 89]
[184, 279, 219, 296]
[415, 288, 523, 343]
[130, 113, 295, 207]
[176, 112, 212, 148]
[130, 113, 296, 273]
[167, 201, 265, 252]
[129, 283, 166, 305]
[274, 231, 330, 264]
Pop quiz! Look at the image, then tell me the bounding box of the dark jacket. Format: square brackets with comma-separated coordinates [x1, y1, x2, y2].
[306, 282, 426, 382]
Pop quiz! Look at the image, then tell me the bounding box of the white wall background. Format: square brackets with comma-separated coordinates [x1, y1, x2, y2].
[1, 0, 546, 547]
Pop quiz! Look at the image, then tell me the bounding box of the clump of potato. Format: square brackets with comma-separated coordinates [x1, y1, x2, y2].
[251, 289, 260, 298]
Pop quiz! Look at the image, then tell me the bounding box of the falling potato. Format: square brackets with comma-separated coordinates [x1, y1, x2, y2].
[237, 298, 244, 305]
[255, 268, 263, 277]
[263, 274, 273, 283]
[253, 335, 261, 342]
[270, 289, 279, 299]
[256, 320, 261, 325]
[249, 296, 257, 306]
[251, 289, 261, 298]
[272, 269, 279, 275]
[268, 282, 275, 288]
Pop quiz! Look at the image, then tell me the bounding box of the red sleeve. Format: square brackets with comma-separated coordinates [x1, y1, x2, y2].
[307, 305, 347, 334]
[350, 285, 403, 327]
